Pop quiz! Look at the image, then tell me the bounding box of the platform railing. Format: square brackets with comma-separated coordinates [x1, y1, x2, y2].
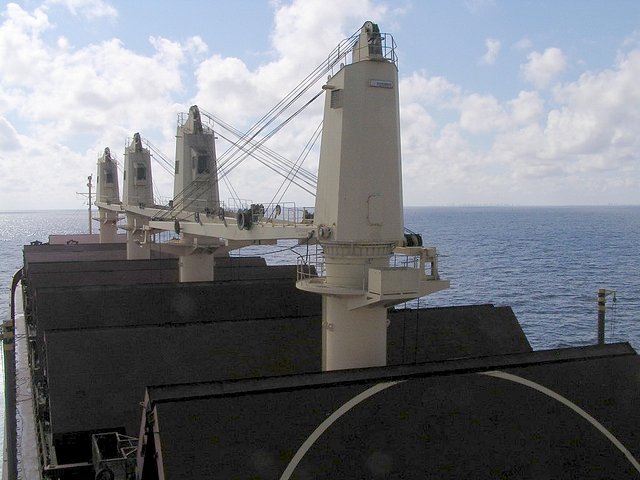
[297, 247, 440, 291]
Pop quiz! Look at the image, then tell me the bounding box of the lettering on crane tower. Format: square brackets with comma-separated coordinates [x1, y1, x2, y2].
[369, 79, 394, 89]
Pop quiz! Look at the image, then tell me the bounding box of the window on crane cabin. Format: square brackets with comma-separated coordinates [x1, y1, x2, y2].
[192, 151, 210, 175]
[197, 154, 210, 174]
[135, 163, 147, 185]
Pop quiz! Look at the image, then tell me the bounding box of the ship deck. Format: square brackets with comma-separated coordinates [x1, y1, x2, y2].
[13, 241, 640, 479]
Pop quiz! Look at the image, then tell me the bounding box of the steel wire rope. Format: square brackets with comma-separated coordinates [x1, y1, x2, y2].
[164, 114, 320, 225]
[161, 27, 359, 220]
[141, 136, 184, 207]
[148, 156, 173, 206]
[155, 115, 238, 217]
[142, 137, 174, 174]
[155, 119, 216, 213]
[167, 38, 347, 212]
[167, 128, 240, 216]
[217, 90, 324, 185]
[268, 119, 323, 209]
[206, 112, 317, 182]
[166, 91, 322, 217]
[216, 31, 356, 172]
[213, 30, 357, 176]
[200, 110, 318, 187]
[140, 136, 174, 205]
[243, 235, 314, 261]
[215, 88, 322, 178]
[212, 126, 317, 196]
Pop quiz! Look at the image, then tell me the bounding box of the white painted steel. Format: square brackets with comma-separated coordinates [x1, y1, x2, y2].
[310, 22, 448, 370]
[173, 106, 220, 213]
[126, 214, 150, 260]
[178, 252, 214, 282]
[122, 134, 154, 208]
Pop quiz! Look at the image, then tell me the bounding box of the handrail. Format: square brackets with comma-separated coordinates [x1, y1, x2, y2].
[3, 268, 23, 480]
[10, 268, 22, 322]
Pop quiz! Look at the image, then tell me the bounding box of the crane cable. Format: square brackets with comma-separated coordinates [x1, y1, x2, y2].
[160, 26, 361, 219]
[200, 109, 318, 188]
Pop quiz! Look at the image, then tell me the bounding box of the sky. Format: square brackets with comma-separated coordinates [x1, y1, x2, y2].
[1, 0, 639, 210]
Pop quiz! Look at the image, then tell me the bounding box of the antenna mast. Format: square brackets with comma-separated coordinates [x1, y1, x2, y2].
[597, 288, 617, 345]
[77, 175, 95, 234]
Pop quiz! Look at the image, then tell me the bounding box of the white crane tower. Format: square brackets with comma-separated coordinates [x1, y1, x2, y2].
[296, 22, 449, 370]
[96, 147, 120, 243]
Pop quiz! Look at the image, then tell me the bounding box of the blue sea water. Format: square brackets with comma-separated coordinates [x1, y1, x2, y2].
[403, 206, 640, 350]
[0, 206, 639, 473]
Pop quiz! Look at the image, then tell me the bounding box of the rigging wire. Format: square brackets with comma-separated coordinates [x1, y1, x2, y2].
[213, 128, 317, 196]
[200, 109, 318, 187]
[162, 91, 322, 218]
[269, 119, 323, 208]
[190, 30, 357, 204]
[139, 137, 174, 205]
[157, 26, 361, 220]
[216, 90, 324, 181]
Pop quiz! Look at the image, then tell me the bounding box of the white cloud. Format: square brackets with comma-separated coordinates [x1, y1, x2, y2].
[400, 72, 460, 106]
[400, 103, 437, 155]
[2, 0, 397, 209]
[18, 37, 185, 134]
[0, 0, 638, 209]
[398, 42, 640, 205]
[513, 37, 532, 51]
[193, 0, 389, 121]
[508, 90, 544, 125]
[185, 36, 208, 58]
[453, 91, 542, 135]
[520, 47, 567, 88]
[480, 38, 500, 65]
[45, 0, 117, 19]
[622, 30, 640, 49]
[0, 4, 51, 86]
[458, 93, 508, 133]
[544, 49, 640, 162]
[488, 49, 640, 188]
[0, 3, 200, 208]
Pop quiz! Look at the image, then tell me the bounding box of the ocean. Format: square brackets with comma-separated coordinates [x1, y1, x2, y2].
[1, 206, 639, 472]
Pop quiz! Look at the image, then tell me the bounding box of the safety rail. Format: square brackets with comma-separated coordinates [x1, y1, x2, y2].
[392, 247, 442, 281]
[177, 111, 215, 133]
[92, 432, 137, 479]
[296, 246, 441, 288]
[326, 29, 398, 78]
[296, 257, 369, 293]
[229, 201, 315, 229]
